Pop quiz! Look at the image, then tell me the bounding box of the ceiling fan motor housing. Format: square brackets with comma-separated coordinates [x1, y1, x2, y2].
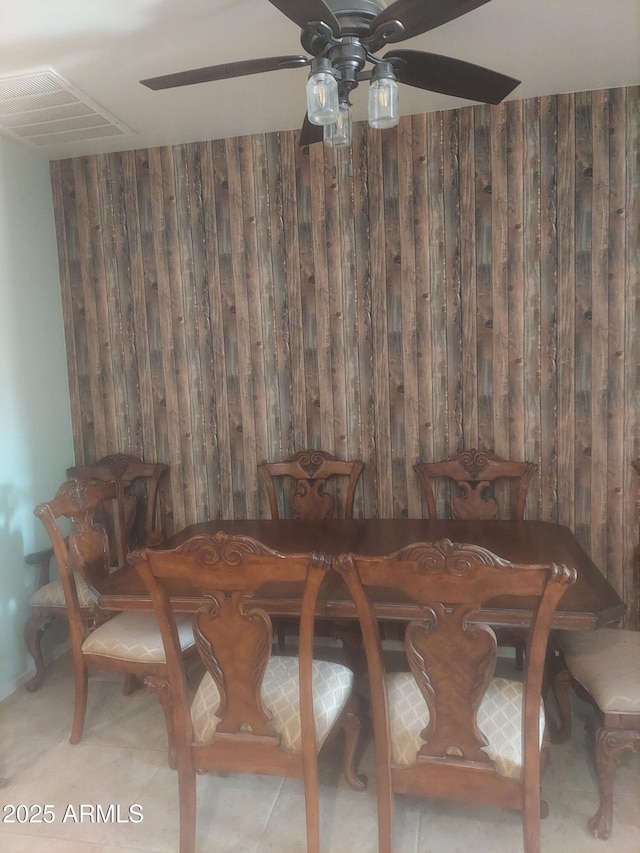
[301, 0, 404, 88]
[326, 0, 387, 32]
[301, 0, 400, 55]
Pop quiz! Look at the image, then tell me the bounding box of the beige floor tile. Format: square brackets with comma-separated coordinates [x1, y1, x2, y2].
[195, 773, 285, 852]
[1, 737, 166, 849]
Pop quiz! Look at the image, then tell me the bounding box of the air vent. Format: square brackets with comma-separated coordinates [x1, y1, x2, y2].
[0, 70, 133, 147]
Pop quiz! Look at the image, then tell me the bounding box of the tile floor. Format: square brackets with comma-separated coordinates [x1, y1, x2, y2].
[0, 650, 638, 853]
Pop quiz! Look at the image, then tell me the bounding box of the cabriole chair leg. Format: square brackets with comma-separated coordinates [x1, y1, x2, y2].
[586, 720, 640, 840]
[23, 613, 53, 692]
[341, 697, 367, 791]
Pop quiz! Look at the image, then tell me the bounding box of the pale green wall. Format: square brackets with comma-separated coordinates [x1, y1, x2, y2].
[0, 134, 74, 700]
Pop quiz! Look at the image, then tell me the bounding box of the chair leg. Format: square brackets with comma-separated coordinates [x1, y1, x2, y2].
[341, 696, 367, 791]
[376, 780, 394, 853]
[586, 721, 640, 840]
[145, 675, 177, 770]
[177, 760, 197, 853]
[302, 755, 321, 853]
[335, 623, 365, 677]
[122, 673, 139, 695]
[549, 665, 574, 744]
[522, 792, 542, 853]
[70, 659, 89, 744]
[23, 612, 54, 692]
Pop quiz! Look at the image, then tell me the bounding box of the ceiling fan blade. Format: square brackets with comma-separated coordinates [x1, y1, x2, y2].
[266, 0, 340, 36]
[141, 55, 309, 90]
[386, 50, 520, 104]
[299, 113, 323, 147]
[372, 0, 492, 42]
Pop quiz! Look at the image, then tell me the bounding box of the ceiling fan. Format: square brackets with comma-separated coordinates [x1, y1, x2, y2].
[141, 0, 520, 147]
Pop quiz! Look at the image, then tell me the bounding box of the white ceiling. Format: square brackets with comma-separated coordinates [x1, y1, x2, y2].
[1, 0, 638, 161]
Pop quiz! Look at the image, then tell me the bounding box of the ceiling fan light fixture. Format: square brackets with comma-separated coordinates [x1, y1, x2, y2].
[306, 57, 340, 126]
[368, 61, 398, 129]
[140, 1, 521, 148]
[323, 98, 352, 147]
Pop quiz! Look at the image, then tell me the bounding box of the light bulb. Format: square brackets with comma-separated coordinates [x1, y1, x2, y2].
[306, 59, 339, 126]
[368, 63, 399, 130]
[324, 101, 352, 148]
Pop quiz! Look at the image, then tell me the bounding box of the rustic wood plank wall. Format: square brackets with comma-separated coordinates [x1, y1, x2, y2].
[50, 86, 640, 627]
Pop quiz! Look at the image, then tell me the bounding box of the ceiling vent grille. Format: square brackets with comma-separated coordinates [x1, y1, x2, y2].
[0, 70, 133, 147]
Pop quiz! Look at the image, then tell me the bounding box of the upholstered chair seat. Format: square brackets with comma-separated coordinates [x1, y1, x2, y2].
[386, 673, 545, 779]
[82, 612, 195, 664]
[192, 656, 354, 750]
[30, 573, 93, 609]
[551, 628, 640, 840]
[558, 629, 640, 714]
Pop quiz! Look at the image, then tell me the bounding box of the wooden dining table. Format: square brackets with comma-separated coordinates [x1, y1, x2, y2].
[91, 518, 625, 632]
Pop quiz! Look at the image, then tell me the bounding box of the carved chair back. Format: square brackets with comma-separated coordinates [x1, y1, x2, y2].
[337, 540, 575, 853]
[258, 450, 365, 520]
[34, 479, 116, 651]
[414, 449, 538, 520]
[67, 454, 168, 565]
[130, 532, 334, 852]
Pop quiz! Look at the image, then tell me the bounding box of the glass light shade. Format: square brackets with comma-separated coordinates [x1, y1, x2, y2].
[323, 101, 352, 148]
[368, 75, 399, 130]
[306, 66, 339, 126]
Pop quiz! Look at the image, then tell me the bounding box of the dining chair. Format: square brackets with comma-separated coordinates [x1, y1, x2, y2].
[414, 449, 539, 670]
[413, 449, 538, 521]
[336, 539, 576, 853]
[258, 450, 365, 520]
[23, 453, 168, 691]
[67, 453, 168, 564]
[130, 531, 365, 853]
[549, 628, 640, 839]
[34, 479, 196, 758]
[23, 544, 99, 692]
[258, 450, 365, 653]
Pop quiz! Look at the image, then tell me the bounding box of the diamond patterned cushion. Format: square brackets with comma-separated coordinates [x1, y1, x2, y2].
[191, 656, 353, 752]
[82, 611, 195, 662]
[386, 673, 545, 779]
[30, 574, 94, 609]
[558, 628, 640, 714]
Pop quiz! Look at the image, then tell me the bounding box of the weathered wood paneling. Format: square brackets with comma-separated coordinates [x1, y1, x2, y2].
[51, 87, 640, 627]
